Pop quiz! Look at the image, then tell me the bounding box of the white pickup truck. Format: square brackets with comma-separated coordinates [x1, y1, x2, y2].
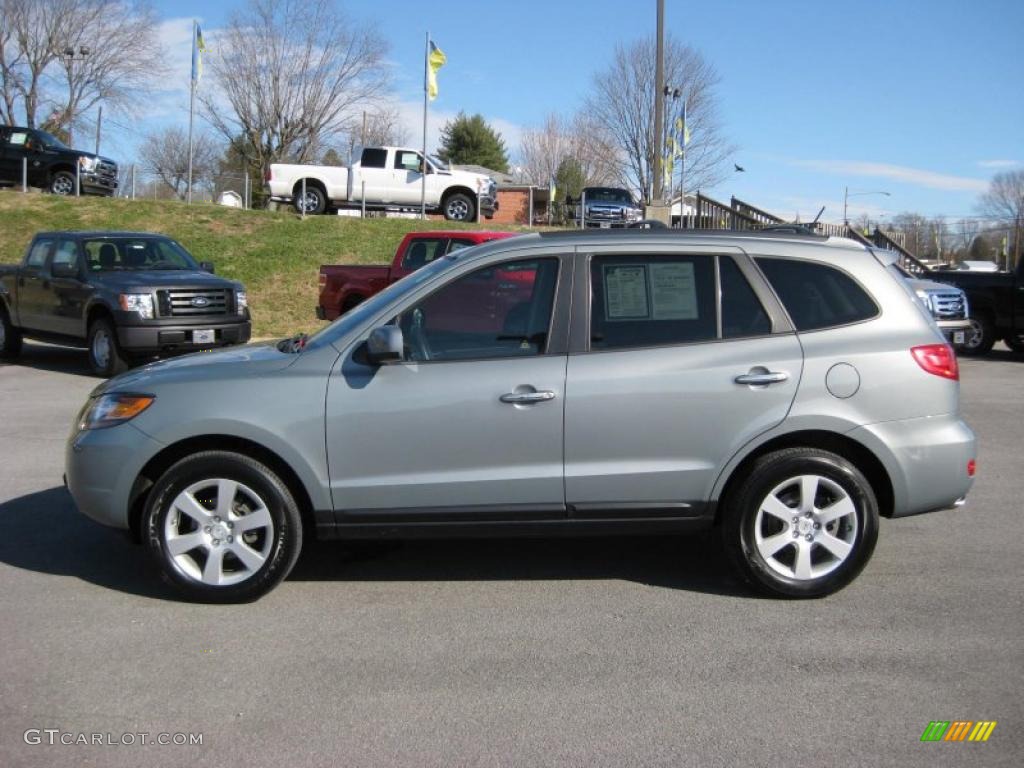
[265, 146, 498, 221]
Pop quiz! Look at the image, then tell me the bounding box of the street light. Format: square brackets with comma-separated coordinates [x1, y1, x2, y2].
[55, 45, 90, 147]
[844, 187, 890, 224]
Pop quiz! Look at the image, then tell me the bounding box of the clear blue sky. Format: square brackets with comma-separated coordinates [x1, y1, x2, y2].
[136, 0, 1022, 223]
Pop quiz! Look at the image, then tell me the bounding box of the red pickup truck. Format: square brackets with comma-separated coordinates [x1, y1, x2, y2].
[317, 230, 518, 320]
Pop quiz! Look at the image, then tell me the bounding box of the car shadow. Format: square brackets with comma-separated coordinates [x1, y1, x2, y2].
[0, 487, 753, 600]
[3, 341, 95, 376]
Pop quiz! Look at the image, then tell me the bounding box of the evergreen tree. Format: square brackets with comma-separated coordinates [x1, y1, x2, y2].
[436, 112, 509, 172]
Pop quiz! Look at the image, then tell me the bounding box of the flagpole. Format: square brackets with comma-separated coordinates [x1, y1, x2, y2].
[420, 31, 429, 220]
[187, 19, 196, 205]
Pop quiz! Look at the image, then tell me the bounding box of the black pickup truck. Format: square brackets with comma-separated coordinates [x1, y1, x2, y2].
[0, 126, 118, 196]
[931, 257, 1024, 355]
[0, 232, 251, 375]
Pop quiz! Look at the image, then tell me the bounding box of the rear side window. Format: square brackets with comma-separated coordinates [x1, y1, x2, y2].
[755, 258, 878, 331]
[360, 148, 388, 168]
[720, 256, 771, 338]
[26, 239, 52, 268]
[590, 254, 717, 349]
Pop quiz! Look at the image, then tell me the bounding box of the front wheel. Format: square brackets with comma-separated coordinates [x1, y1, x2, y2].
[0, 306, 23, 360]
[721, 448, 879, 598]
[958, 315, 995, 356]
[87, 318, 129, 377]
[50, 170, 76, 196]
[443, 192, 475, 221]
[144, 451, 303, 603]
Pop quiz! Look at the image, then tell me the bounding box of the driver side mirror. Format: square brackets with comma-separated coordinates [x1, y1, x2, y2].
[366, 325, 404, 364]
[199, 261, 215, 273]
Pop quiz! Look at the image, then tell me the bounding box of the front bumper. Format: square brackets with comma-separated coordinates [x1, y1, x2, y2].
[117, 320, 251, 353]
[66, 422, 162, 530]
[848, 413, 976, 518]
[81, 170, 118, 194]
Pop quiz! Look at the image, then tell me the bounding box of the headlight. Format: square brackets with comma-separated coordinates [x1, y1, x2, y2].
[78, 156, 97, 170]
[236, 290, 248, 315]
[119, 293, 154, 319]
[914, 290, 933, 312]
[78, 394, 155, 430]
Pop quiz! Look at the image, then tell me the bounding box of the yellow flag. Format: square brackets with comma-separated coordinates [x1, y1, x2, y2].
[427, 41, 446, 101]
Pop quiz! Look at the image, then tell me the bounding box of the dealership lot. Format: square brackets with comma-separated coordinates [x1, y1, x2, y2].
[1, 342, 1021, 767]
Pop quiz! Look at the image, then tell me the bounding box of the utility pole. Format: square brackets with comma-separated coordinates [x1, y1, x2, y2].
[94, 105, 102, 155]
[652, 0, 666, 204]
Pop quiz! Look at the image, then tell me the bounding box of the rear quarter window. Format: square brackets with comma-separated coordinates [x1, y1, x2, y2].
[755, 257, 878, 331]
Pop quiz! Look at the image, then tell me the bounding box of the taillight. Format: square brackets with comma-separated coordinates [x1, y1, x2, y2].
[967, 459, 976, 477]
[911, 344, 959, 380]
[318, 271, 326, 289]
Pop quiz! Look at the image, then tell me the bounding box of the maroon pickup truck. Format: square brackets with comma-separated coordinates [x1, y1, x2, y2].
[317, 230, 518, 321]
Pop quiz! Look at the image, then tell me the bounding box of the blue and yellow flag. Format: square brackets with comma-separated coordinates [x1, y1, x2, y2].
[191, 23, 207, 84]
[427, 41, 446, 101]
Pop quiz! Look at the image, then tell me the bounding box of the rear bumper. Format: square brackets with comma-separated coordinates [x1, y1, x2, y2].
[117, 320, 251, 353]
[848, 414, 976, 518]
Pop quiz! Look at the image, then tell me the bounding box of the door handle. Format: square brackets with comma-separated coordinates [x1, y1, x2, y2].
[734, 371, 789, 386]
[499, 390, 556, 405]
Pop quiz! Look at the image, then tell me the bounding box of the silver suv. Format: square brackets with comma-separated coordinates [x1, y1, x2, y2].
[65, 231, 976, 602]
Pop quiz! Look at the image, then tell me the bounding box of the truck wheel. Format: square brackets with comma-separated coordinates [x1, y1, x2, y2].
[720, 448, 879, 598]
[443, 193, 475, 221]
[0, 306, 23, 360]
[143, 451, 303, 603]
[87, 318, 129, 377]
[958, 315, 995, 356]
[49, 171, 76, 196]
[341, 294, 364, 314]
[294, 185, 326, 215]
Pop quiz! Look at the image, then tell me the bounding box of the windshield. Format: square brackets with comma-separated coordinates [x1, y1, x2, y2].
[83, 237, 200, 272]
[36, 130, 68, 150]
[428, 155, 447, 170]
[585, 188, 634, 204]
[306, 253, 461, 349]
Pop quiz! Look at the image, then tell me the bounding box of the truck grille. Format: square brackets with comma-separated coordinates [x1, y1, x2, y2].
[587, 205, 624, 221]
[932, 292, 966, 319]
[157, 288, 231, 317]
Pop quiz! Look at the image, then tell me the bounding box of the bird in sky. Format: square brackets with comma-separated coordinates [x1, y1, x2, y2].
[734, 164, 746, 172]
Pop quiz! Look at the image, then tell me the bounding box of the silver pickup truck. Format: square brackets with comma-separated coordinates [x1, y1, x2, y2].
[903, 270, 972, 346]
[567, 187, 643, 228]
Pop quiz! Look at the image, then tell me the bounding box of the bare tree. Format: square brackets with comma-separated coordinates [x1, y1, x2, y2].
[979, 170, 1024, 267]
[519, 112, 621, 190]
[0, 0, 165, 140]
[139, 126, 219, 201]
[341, 105, 409, 162]
[583, 35, 734, 203]
[201, 0, 390, 175]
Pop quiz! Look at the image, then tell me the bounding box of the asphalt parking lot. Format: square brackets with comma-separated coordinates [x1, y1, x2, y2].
[1, 341, 1022, 767]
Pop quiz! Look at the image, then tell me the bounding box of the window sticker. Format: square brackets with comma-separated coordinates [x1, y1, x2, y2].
[603, 264, 649, 320]
[650, 262, 698, 319]
[9, 131, 27, 146]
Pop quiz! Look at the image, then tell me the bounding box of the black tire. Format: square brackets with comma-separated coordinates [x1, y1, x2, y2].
[293, 184, 327, 215]
[87, 317, 129, 377]
[0, 305, 23, 360]
[143, 451, 303, 603]
[958, 314, 995, 356]
[341, 294, 364, 314]
[720, 448, 879, 598]
[49, 170, 76, 196]
[443, 192, 475, 222]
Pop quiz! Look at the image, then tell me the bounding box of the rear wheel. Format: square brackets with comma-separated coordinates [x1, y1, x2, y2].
[958, 314, 995, 356]
[144, 451, 303, 603]
[0, 306, 23, 360]
[721, 448, 879, 598]
[87, 318, 129, 377]
[293, 184, 326, 215]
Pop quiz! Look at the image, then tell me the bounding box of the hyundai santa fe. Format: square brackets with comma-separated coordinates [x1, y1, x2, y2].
[65, 230, 976, 602]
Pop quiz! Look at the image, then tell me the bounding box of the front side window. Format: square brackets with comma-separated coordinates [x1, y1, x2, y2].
[84, 238, 198, 271]
[590, 254, 716, 350]
[755, 257, 878, 331]
[397, 258, 559, 362]
[394, 151, 423, 172]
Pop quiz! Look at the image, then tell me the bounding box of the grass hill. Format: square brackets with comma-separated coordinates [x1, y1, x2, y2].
[0, 192, 523, 337]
